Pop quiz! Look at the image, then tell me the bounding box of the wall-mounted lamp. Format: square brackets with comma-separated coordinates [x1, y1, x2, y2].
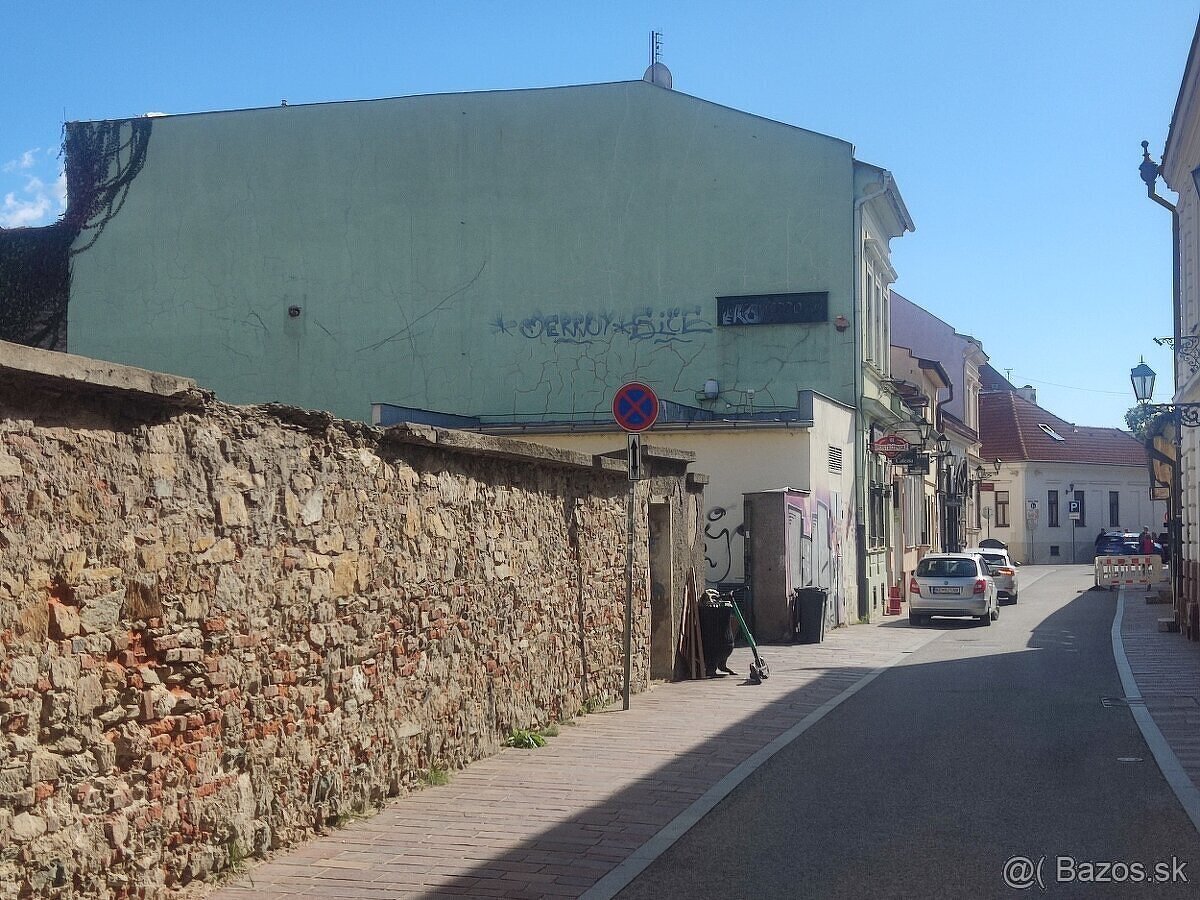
[834, 315, 849, 332]
[1130, 358, 1200, 424]
[702, 378, 720, 400]
[974, 464, 986, 483]
[993, 458, 1002, 474]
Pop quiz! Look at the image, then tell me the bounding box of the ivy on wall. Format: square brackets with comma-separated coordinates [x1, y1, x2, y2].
[0, 117, 152, 349]
[0, 224, 73, 350]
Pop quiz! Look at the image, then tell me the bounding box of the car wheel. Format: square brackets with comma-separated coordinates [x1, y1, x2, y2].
[909, 612, 922, 626]
[1009, 593, 1017, 604]
[991, 605, 999, 621]
[979, 612, 993, 626]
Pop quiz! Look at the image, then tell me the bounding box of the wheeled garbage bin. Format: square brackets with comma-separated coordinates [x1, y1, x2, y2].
[793, 587, 829, 644]
[698, 599, 735, 676]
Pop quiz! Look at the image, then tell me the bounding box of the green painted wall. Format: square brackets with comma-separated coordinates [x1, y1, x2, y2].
[68, 82, 857, 421]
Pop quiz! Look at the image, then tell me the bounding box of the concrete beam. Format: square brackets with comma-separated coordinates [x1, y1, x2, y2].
[0, 340, 204, 406]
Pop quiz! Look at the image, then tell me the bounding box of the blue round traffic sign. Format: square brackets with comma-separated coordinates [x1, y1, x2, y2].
[612, 382, 659, 432]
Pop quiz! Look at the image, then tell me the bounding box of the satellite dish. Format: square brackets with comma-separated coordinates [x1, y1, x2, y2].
[642, 62, 673, 89]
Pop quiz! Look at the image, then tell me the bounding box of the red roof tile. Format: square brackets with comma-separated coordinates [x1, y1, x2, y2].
[979, 391, 1147, 466]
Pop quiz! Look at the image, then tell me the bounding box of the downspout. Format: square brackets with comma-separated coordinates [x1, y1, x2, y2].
[934, 389, 954, 551]
[1139, 141, 1183, 619]
[852, 175, 893, 620]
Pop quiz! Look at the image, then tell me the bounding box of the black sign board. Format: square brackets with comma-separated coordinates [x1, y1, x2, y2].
[892, 450, 931, 474]
[716, 292, 829, 327]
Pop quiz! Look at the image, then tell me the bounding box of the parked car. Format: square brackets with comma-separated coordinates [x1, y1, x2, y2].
[1094, 531, 1166, 562]
[963, 546, 1019, 603]
[908, 553, 999, 626]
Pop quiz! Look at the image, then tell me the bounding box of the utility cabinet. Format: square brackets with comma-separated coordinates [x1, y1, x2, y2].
[744, 488, 838, 642]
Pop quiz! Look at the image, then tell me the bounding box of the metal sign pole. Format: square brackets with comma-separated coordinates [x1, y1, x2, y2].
[622, 431, 642, 710]
[611, 384, 656, 712]
[623, 474, 634, 711]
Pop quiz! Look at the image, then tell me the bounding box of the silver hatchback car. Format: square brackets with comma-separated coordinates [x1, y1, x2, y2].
[963, 546, 1019, 603]
[908, 553, 999, 626]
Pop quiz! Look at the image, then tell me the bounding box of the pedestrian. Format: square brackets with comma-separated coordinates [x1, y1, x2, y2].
[1139, 527, 1155, 556]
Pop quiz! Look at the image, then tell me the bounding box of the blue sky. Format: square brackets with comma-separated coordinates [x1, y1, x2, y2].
[2, 1, 1197, 429]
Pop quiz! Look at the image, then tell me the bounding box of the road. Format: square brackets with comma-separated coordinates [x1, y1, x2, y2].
[615, 566, 1200, 899]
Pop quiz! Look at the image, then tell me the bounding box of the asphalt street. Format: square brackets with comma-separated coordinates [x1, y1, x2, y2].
[615, 566, 1200, 900]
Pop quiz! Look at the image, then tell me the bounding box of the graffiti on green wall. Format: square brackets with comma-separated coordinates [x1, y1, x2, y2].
[491, 306, 714, 345]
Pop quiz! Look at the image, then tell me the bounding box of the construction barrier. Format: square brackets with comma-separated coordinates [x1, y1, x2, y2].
[1093, 555, 1166, 591]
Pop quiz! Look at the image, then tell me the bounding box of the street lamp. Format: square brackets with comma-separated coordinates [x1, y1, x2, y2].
[1131, 358, 1156, 404]
[1129, 358, 1200, 628]
[1129, 360, 1200, 426]
[915, 420, 934, 445]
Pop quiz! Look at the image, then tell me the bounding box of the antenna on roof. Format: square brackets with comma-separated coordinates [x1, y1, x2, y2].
[642, 30, 673, 89]
[1004, 368, 1012, 381]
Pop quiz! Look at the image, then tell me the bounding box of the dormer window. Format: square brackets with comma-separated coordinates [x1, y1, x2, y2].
[1038, 423, 1065, 442]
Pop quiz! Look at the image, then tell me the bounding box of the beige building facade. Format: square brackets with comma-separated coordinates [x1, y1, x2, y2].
[1158, 21, 1200, 634]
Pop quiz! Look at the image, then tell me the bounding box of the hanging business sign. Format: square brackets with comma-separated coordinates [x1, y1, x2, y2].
[873, 433, 912, 459]
[892, 450, 930, 474]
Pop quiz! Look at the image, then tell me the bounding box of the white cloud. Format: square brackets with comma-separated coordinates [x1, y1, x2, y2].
[0, 169, 66, 228]
[2, 149, 39, 173]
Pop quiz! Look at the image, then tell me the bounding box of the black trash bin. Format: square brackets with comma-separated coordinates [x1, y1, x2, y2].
[698, 601, 735, 676]
[793, 587, 829, 644]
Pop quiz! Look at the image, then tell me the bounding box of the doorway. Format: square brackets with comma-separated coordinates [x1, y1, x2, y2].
[648, 501, 673, 680]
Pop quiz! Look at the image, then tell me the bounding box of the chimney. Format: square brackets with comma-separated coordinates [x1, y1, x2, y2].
[1017, 384, 1036, 404]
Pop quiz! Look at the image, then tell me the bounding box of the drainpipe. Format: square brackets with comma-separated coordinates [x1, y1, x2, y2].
[934, 390, 954, 551]
[1140, 141, 1183, 619]
[852, 174, 893, 620]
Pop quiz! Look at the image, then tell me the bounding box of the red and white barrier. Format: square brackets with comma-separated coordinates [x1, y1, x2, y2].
[1094, 555, 1166, 590]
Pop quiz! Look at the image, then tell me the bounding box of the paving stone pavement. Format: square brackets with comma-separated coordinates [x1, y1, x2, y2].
[1119, 587, 1200, 795]
[203, 616, 935, 899]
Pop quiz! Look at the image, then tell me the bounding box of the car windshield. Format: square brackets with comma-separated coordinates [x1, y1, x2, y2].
[917, 558, 977, 578]
[979, 553, 1006, 566]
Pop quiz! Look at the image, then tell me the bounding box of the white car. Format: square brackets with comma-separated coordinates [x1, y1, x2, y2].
[908, 552, 999, 626]
[963, 546, 1019, 603]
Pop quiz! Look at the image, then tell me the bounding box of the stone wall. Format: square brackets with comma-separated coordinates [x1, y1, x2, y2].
[0, 350, 701, 898]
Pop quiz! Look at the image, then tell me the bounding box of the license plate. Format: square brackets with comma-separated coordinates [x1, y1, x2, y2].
[930, 586, 960, 595]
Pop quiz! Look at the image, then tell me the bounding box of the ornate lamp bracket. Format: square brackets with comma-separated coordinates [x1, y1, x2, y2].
[1145, 402, 1200, 427]
[1152, 336, 1200, 375]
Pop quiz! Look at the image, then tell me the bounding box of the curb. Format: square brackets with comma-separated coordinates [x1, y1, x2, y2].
[1111, 588, 1200, 834]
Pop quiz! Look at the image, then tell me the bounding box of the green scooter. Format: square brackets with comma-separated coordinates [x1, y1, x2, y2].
[729, 599, 769, 684]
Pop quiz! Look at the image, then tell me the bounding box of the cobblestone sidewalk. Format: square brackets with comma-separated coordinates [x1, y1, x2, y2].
[204, 617, 934, 899]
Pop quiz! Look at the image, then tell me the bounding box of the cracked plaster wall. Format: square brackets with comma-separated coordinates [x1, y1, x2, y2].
[67, 82, 857, 423]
